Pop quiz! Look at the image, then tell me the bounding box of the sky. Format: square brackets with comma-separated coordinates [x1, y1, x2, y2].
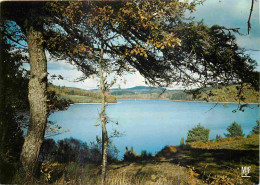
[46, 0, 260, 90]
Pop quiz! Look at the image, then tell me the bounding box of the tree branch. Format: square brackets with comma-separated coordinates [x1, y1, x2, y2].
[248, 0, 254, 34]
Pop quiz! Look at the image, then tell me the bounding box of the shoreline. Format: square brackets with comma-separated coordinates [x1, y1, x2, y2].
[170, 100, 259, 105]
[117, 99, 259, 104]
[71, 102, 119, 105]
[70, 99, 259, 105]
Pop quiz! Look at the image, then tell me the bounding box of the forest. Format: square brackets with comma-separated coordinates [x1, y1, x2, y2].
[0, 0, 259, 184]
[48, 84, 117, 103]
[106, 84, 259, 103]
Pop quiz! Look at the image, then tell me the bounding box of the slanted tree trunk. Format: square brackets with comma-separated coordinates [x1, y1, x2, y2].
[20, 22, 48, 176]
[98, 46, 109, 185]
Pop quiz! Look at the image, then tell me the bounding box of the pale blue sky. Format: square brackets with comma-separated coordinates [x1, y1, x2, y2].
[47, 0, 260, 90]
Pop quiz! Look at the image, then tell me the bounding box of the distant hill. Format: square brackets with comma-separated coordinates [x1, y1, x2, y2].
[48, 84, 117, 103]
[193, 84, 259, 103]
[108, 86, 169, 97]
[122, 86, 165, 91]
[107, 84, 258, 103]
[49, 84, 258, 103]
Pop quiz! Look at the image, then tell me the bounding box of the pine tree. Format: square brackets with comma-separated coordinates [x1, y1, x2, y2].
[250, 120, 259, 135]
[224, 122, 244, 138]
[186, 123, 210, 143]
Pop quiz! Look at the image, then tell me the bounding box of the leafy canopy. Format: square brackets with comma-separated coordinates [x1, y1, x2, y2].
[2, 1, 258, 103]
[46, 0, 258, 93]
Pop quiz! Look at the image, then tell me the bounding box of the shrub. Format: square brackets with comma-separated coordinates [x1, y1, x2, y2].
[250, 120, 259, 135]
[224, 122, 244, 138]
[141, 150, 152, 161]
[141, 150, 148, 160]
[39, 137, 118, 165]
[186, 123, 210, 143]
[124, 146, 137, 162]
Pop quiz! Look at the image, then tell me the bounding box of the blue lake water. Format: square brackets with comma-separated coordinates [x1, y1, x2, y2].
[49, 100, 259, 159]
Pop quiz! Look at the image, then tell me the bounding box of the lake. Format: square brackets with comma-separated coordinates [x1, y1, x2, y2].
[49, 100, 259, 159]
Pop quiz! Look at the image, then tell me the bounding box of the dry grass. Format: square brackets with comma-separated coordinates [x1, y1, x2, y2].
[51, 162, 205, 185]
[188, 134, 259, 150]
[155, 135, 259, 184]
[11, 135, 259, 184]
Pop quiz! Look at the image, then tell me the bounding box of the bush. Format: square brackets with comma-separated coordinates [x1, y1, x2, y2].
[186, 123, 210, 143]
[141, 150, 152, 161]
[250, 120, 259, 135]
[124, 146, 137, 162]
[224, 122, 244, 138]
[39, 137, 118, 165]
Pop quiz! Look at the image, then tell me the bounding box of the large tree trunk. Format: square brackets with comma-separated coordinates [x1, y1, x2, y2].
[20, 22, 48, 176]
[98, 47, 109, 185]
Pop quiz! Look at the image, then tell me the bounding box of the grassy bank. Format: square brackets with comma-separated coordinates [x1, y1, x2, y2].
[10, 135, 259, 184]
[157, 134, 259, 184]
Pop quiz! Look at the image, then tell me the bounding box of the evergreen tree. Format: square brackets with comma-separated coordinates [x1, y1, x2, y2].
[215, 134, 223, 142]
[186, 123, 210, 143]
[224, 122, 244, 138]
[250, 120, 259, 135]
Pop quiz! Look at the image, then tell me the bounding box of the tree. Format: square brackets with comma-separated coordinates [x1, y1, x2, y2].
[250, 120, 259, 135]
[52, 2, 199, 182]
[186, 123, 210, 143]
[215, 134, 223, 142]
[50, 1, 259, 183]
[2, 0, 258, 180]
[40, 139, 57, 162]
[224, 122, 244, 138]
[0, 21, 70, 182]
[1, 1, 95, 176]
[0, 32, 29, 183]
[1, 2, 49, 176]
[124, 146, 137, 162]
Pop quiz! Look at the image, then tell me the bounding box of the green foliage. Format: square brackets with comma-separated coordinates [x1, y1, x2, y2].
[224, 122, 244, 138]
[40, 139, 58, 162]
[48, 84, 117, 103]
[180, 137, 185, 146]
[172, 84, 258, 103]
[186, 123, 210, 143]
[47, 90, 72, 113]
[124, 146, 137, 162]
[0, 37, 27, 183]
[40, 137, 118, 165]
[251, 120, 259, 135]
[113, 84, 258, 104]
[215, 134, 223, 142]
[141, 150, 152, 161]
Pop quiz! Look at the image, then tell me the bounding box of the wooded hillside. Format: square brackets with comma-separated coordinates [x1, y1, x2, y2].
[48, 84, 117, 103]
[109, 85, 259, 103]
